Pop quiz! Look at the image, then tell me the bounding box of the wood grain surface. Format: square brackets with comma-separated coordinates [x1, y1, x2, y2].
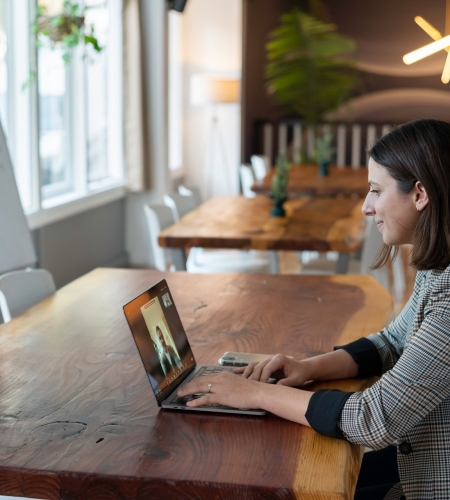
[252, 165, 369, 198]
[158, 196, 366, 253]
[0, 268, 392, 499]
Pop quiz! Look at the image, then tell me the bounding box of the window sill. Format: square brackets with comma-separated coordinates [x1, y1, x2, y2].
[26, 181, 128, 230]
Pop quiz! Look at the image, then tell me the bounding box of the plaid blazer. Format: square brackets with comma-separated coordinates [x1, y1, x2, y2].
[339, 264, 450, 499]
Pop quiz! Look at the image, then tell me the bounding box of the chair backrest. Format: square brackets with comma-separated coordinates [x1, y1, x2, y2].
[360, 217, 390, 290]
[178, 185, 202, 207]
[163, 192, 197, 223]
[144, 204, 175, 271]
[239, 164, 256, 198]
[0, 268, 56, 323]
[250, 155, 270, 180]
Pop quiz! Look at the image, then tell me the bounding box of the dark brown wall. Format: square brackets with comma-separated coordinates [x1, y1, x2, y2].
[241, 0, 449, 161]
[241, 0, 290, 162]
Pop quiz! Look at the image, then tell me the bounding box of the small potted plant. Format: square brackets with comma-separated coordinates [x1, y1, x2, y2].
[314, 130, 335, 176]
[24, 1, 102, 87]
[270, 154, 291, 217]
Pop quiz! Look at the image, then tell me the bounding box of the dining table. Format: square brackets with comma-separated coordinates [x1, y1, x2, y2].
[0, 267, 392, 500]
[251, 164, 369, 198]
[158, 195, 366, 273]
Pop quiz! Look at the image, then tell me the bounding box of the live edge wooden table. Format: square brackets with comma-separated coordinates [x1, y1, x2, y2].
[158, 195, 366, 274]
[252, 165, 369, 198]
[0, 268, 392, 500]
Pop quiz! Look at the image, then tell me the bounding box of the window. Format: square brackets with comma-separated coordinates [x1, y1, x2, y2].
[2, 0, 124, 227]
[38, 43, 70, 197]
[85, 0, 108, 184]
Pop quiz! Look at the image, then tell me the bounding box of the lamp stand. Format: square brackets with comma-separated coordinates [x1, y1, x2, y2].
[203, 105, 233, 198]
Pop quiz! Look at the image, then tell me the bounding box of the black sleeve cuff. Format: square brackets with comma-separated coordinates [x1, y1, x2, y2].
[305, 389, 354, 440]
[334, 337, 382, 378]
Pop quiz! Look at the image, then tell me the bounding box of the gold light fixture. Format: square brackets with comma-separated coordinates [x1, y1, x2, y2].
[403, 0, 450, 83]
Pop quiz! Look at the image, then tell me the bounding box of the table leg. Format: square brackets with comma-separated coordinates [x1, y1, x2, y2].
[171, 248, 187, 271]
[335, 253, 350, 274]
[269, 251, 279, 274]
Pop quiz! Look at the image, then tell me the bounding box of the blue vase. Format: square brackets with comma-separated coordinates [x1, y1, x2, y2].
[318, 161, 330, 176]
[271, 199, 286, 217]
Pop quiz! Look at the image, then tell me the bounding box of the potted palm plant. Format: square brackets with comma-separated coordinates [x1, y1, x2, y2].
[265, 8, 358, 125]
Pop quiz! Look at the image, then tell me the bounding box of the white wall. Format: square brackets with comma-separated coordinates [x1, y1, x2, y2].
[181, 0, 242, 199]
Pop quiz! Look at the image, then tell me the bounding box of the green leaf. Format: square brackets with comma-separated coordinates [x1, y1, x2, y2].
[22, 71, 37, 91]
[63, 1, 81, 16]
[62, 31, 80, 48]
[51, 15, 64, 27]
[84, 35, 102, 53]
[271, 154, 291, 202]
[314, 130, 335, 163]
[62, 52, 71, 64]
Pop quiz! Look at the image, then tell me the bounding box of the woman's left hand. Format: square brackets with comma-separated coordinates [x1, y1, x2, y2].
[177, 371, 267, 409]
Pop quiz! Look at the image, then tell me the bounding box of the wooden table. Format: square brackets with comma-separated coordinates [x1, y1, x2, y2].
[0, 268, 392, 500]
[158, 195, 366, 273]
[252, 165, 369, 198]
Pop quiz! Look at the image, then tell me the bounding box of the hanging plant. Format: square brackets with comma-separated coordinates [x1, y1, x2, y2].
[24, 1, 103, 88]
[266, 9, 359, 125]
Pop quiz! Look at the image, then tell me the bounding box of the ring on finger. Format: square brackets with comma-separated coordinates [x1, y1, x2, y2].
[207, 383, 213, 394]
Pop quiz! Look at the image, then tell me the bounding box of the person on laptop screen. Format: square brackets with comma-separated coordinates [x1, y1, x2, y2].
[155, 325, 182, 376]
[177, 119, 450, 500]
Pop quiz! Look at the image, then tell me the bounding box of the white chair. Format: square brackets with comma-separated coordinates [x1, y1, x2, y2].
[163, 193, 197, 223]
[178, 185, 202, 206]
[356, 217, 390, 289]
[186, 246, 274, 274]
[355, 217, 404, 299]
[161, 193, 275, 274]
[250, 154, 270, 180]
[0, 268, 56, 323]
[300, 219, 377, 276]
[144, 204, 177, 271]
[300, 217, 405, 298]
[239, 164, 256, 198]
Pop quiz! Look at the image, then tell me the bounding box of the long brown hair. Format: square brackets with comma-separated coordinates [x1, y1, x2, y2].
[369, 119, 450, 270]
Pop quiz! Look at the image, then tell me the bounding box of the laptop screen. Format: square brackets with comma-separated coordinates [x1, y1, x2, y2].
[123, 279, 196, 404]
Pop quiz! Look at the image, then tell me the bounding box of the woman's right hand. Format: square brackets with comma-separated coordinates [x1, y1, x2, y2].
[234, 354, 311, 387]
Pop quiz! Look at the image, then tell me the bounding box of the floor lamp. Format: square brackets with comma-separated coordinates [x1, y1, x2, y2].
[190, 75, 240, 198]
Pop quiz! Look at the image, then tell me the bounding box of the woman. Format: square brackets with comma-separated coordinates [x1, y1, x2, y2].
[178, 119, 450, 500]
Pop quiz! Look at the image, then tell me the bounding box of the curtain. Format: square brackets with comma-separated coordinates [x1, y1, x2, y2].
[122, 0, 151, 191]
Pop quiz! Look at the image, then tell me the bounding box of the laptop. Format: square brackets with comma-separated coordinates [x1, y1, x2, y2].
[123, 279, 268, 415]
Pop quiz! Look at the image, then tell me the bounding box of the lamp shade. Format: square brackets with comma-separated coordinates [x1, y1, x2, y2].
[190, 75, 240, 106]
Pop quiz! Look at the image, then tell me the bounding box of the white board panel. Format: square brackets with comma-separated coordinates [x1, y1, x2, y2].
[0, 120, 37, 274]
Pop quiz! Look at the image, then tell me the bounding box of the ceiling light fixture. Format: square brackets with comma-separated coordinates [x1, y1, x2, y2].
[403, 0, 450, 83]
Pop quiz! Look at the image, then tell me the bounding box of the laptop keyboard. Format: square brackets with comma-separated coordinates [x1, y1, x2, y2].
[171, 365, 235, 408]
